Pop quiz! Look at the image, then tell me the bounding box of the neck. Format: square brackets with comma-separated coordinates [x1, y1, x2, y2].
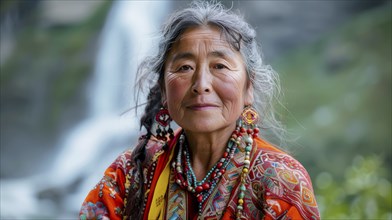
[183, 124, 236, 181]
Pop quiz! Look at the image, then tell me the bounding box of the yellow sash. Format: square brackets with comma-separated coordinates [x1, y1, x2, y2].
[148, 146, 175, 219]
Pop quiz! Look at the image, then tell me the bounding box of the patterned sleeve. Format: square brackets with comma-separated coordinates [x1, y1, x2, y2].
[253, 149, 320, 220]
[79, 149, 133, 220]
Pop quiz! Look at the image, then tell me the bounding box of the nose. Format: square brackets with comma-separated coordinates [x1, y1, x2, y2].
[191, 66, 212, 94]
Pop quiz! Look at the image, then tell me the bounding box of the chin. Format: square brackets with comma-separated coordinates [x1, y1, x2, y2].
[183, 120, 234, 134]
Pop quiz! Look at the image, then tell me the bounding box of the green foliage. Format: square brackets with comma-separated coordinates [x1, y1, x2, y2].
[1, 1, 112, 125]
[274, 5, 392, 218]
[316, 156, 391, 219]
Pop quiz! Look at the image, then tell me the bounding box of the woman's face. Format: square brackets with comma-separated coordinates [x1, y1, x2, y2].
[163, 25, 253, 134]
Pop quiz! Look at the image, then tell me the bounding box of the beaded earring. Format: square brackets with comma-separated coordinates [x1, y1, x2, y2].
[240, 105, 260, 138]
[155, 107, 174, 141]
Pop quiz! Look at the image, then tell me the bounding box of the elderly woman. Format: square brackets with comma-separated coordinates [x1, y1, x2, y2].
[80, 2, 319, 220]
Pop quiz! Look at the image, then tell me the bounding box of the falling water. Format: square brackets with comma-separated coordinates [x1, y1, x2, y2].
[0, 1, 170, 218]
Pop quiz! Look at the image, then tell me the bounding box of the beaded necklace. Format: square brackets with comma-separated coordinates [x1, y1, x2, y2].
[172, 125, 259, 218]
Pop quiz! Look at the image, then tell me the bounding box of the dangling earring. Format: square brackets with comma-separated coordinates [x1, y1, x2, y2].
[240, 105, 260, 138]
[155, 107, 174, 141]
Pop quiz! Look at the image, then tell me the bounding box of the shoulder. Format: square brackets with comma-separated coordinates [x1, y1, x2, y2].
[107, 148, 133, 174]
[249, 137, 320, 219]
[252, 138, 310, 180]
[80, 135, 169, 219]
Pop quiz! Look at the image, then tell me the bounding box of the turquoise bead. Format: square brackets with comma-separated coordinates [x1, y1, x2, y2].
[243, 136, 252, 144]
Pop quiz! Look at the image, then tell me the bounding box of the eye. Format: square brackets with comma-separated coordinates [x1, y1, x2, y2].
[213, 63, 227, 69]
[177, 65, 193, 72]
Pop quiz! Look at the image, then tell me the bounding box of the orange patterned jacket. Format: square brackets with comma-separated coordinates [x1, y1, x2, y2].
[80, 131, 320, 220]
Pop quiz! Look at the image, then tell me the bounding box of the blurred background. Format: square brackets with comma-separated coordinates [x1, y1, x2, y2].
[1, 0, 391, 219]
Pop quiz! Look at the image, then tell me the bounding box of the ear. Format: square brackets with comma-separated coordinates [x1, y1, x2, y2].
[244, 83, 254, 106]
[161, 83, 167, 106]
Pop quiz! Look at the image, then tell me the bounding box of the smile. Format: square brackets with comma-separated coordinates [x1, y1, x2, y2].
[187, 103, 219, 110]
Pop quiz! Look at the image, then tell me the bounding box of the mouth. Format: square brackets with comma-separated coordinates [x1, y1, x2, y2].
[187, 103, 219, 110]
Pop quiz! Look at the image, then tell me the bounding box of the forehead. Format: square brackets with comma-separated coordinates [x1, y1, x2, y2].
[167, 25, 241, 60]
[172, 25, 234, 51]
[179, 25, 223, 40]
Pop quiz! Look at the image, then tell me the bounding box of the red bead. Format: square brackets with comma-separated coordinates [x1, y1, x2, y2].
[247, 129, 253, 134]
[240, 127, 246, 133]
[252, 134, 258, 138]
[202, 183, 210, 190]
[223, 152, 229, 158]
[195, 186, 203, 193]
[217, 162, 223, 169]
[211, 172, 217, 178]
[220, 169, 226, 174]
[197, 195, 203, 202]
[253, 128, 260, 133]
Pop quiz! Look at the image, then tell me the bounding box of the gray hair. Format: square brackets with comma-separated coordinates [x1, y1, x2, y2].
[136, 1, 284, 145]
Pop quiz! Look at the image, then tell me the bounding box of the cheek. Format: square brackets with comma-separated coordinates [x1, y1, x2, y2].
[219, 85, 239, 101]
[216, 76, 247, 104]
[164, 75, 188, 106]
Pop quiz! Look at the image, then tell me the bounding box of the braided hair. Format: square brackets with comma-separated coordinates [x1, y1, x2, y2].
[123, 83, 162, 219]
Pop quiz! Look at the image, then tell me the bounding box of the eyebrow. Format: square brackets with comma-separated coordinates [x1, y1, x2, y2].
[170, 49, 235, 62]
[210, 50, 233, 59]
[171, 52, 195, 62]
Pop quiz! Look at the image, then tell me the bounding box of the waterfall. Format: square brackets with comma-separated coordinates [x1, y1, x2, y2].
[0, 1, 170, 218]
[50, 0, 171, 189]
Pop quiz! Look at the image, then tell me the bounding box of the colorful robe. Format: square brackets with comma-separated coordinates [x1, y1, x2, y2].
[80, 131, 320, 219]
